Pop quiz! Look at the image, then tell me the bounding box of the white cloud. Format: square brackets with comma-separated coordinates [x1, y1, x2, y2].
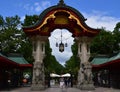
[42, 1, 51, 9]
[23, 4, 30, 11]
[23, 1, 51, 13]
[34, 2, 42, 12]
[83, 11, 120, 31]
[34, 2, 39, 6]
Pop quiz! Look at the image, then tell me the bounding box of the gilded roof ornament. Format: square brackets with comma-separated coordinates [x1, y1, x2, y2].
[58, 0, 66, 6]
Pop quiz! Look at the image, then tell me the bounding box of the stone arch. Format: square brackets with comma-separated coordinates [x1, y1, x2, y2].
[23, 0, 100, 91]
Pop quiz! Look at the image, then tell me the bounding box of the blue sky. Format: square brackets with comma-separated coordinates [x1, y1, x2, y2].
[0, 0, 120, 31]
[1, 0, 120, 65]
[0, 0, 120, 17]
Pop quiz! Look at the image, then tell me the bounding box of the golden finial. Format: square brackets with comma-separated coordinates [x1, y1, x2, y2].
[58, 0, 65, 6]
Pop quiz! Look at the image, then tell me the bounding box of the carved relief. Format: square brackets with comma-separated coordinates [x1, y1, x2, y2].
[78, 62, 93, 87]
[77, 63, 85, 85]
[83, 62, 93, 84]
[32, 62, 45, 85]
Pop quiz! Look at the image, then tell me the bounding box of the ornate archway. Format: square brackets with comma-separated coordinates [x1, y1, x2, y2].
[23, 0, 100, 90]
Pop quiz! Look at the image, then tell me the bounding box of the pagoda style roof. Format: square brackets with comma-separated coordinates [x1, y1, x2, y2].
[8, 56, 29, 64]
[0, 53, 19, 68]
[0, 53, 32, 68]
[91, 56, 109, 65]
[23, 0, 100, 37]
[91, 53, 120, 69]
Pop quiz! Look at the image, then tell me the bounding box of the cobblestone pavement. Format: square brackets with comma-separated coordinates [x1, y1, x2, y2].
[1, 86, 120, 92]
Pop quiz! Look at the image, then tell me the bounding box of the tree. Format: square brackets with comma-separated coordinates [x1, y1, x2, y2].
[0, 15, 33, 63]
[0, 15, 22, 54]
[112, 22, 120, 53]
[0, 15, 5, 51]
[90, 28, 114, 55]
[64, 42, 80, 79]
[21, 15, 40, 64]
[0, 15, 5, 31]
[22, 15, 39, 26]
[44, 41, 64, 74]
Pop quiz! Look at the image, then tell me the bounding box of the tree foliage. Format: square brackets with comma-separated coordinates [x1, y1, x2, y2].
[44, 42, 64, 74]
[0, 15, 21, 53]
[90, 28, 114, 55]
[22, 15, 39, 26]
[112, 22, 120, 52]
[0, 15, 33, 63]
[64, 42, 80, 79]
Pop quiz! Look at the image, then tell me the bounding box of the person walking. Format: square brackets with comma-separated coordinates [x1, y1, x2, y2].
[59, 77, 65, 88]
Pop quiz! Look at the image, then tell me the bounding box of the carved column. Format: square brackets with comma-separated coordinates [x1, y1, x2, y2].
[76, 37, 94, 90]
[31, 36, 48, 91]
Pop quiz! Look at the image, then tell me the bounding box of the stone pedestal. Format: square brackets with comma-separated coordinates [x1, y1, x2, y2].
[31, 84, 45, 91]
[31, 62, 45, 91]
[79, 83, 95, 90]
[77, 62, 95, 90]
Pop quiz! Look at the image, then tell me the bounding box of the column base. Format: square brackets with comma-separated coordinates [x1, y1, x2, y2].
[31, 84, 46, 91]
[78, 84, 95, 90]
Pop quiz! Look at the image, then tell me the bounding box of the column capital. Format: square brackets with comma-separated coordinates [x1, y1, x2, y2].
[30, 35, 48, 42]
[75, 36, 92, 43]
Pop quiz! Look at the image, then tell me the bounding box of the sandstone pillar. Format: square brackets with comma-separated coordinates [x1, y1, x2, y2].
[31, 36, 47, 91]
[76, 37, 94, 90]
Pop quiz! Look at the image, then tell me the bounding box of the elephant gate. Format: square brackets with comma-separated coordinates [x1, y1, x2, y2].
[23, 0, 100, 91]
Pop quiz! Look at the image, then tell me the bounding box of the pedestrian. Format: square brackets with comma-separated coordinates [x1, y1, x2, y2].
[64, 78, 68, 87]
[59, 77, 65, 88]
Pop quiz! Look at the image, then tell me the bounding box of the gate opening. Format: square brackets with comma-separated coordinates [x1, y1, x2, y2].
[49, 29, 74, 65]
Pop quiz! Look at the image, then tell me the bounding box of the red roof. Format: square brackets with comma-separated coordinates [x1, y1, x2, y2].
[92, 58, 120, 70]
[19, 64, 33, 68]
[92, 53, 120, 70]
[0, 56, 19, 68]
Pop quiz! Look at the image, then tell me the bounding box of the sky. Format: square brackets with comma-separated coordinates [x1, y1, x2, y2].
[0, 0, 120, 65]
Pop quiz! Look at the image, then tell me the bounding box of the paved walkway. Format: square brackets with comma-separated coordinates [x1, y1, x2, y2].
[1, 86, 120, 92]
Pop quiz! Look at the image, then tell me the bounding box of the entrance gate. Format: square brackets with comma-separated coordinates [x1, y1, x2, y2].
[23, 0, 100, 90]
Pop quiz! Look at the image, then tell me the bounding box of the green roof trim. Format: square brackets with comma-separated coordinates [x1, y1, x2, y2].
[0, 53, 7, 57]
[91, 57, 109, 65]
[108, 53, 120, 61]
[8, 56, 29, 64]
[0, 53, 5, 57]
[91, 53, 120, 65]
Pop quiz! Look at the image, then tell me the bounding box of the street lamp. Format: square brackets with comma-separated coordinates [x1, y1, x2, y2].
[59, 42, 64, 52]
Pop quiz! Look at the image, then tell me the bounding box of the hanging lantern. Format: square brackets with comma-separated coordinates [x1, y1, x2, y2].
[65, 43, 67, 47]
[59, 42, 64, 52]
[56, 42, 58, 47]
